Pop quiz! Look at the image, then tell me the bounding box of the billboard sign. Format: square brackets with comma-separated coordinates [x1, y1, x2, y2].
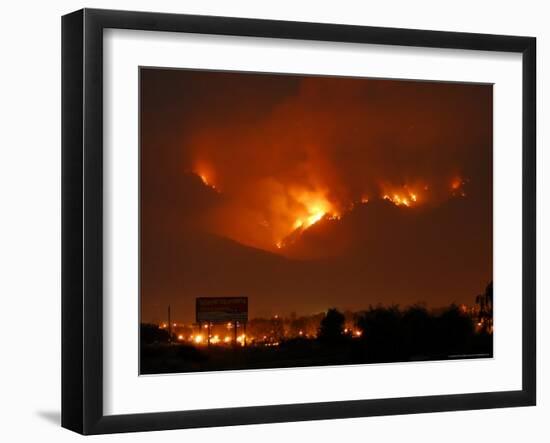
[196, 297, 248, 323]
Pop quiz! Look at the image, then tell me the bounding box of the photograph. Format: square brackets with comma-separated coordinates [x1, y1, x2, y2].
[0, 0, 543, 439]
[139, 68, 494, 374]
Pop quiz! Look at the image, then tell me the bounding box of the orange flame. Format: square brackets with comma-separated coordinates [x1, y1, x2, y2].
[289, 188, 337, 230]
[382, 190, 418, 207]
[273, 187, 342, 249]
[199, 174, 212, 187]
[378, 181, 430, 208]
[195, 170, 220, 192]
[194, 160, 218, 190]
[190, 160, 470, 251]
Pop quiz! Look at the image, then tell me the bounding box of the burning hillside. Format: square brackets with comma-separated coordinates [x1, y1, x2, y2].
[191, 167, 469, 254]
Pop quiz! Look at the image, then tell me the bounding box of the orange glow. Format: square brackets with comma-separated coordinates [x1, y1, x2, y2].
[383, 193, 413, 207]
[293, 219, 304, 229]
[194, 335, 204, 344]
[305, 209, 325, 227]
[290, 188, 334, 230]
[274, 187, 341, 248]
[198, 173, 218, 191]
[379, 183, 425, 208]
[450, 177, 468, 197]
[451, 178, 462, 190]
[193, 157, 471, 252]
[193, 160, 218, 191]
[210, 335, 220, 344]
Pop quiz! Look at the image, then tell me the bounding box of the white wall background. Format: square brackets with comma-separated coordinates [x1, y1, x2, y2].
[0, 0, 546, 441]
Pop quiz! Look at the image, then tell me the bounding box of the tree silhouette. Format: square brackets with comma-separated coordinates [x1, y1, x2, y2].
[401, 304, 432, 357]
[141, 323, 170, 344]
[433, 304, 475, 354]
[318, 308, 345, 343]
[356, 305, 402, 361]
[475, 281, 493, 333]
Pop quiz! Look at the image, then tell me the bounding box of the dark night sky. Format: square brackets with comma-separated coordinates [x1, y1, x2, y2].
[140, 68, 493, 323]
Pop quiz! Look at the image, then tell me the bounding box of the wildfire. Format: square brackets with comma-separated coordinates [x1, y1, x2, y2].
[193, 160, 218, 191]
[274, 188, 343, 249]
[197, 173, 218, 191]
[199, 174, 210, 186]
[189, 160, 471, 252]
[304, 209, 326, 227]
[378, 181, 425, 208]
[288, 189, 339, 232]
[382, 191, 418, 207]
[379, 178, 468, 208]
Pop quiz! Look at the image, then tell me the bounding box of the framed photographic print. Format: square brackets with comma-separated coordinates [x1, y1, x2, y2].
[61, 8, 536, 435]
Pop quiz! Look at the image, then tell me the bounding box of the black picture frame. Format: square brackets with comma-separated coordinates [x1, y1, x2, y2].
[62, 8, 536, 435]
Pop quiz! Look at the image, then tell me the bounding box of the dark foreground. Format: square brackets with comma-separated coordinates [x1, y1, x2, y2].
[141, 300, 494, 374]
[141, 334, 493, 374]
